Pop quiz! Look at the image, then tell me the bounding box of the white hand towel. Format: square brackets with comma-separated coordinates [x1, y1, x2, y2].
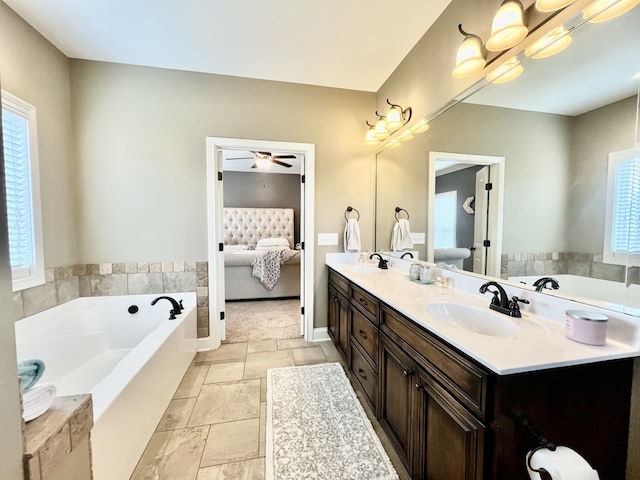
[22, 383, 56, 422]
[344, 218, 361, 252]
[391, 219, 413, 251]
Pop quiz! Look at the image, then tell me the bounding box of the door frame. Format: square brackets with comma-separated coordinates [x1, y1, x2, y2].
[204, 137, 315, 350]
[427, 151, 504, 278]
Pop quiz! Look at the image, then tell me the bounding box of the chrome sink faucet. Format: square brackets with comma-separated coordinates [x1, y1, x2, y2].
[369, 253, 389, 269]
[479, 281, 529, 318]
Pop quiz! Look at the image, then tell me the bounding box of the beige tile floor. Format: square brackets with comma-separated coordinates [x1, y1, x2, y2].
[130, 338, 410, 480]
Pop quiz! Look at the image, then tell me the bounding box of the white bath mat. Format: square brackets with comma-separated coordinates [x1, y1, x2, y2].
[266, 362, 398, 480]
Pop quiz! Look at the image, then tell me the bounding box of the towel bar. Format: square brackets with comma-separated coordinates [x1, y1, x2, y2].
[345, 206, 360, 221]
[395, 207, 409, 221]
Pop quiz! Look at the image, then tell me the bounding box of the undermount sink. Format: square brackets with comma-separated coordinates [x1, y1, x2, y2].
[340, 264, 383, 274]
[425, 302, 519, 338]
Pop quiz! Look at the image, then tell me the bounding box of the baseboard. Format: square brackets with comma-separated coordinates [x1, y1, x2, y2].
[312, 327, 330, 342]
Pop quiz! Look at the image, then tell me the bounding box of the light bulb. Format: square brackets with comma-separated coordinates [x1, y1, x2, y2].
[385, 106, 404, 131]
[374, 118, 389, 140]
[452, 32, 486, 78]
[365, 127, 378, 145]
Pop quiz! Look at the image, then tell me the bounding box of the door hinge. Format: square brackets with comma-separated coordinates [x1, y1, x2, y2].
[301, 306, 305, 315]
[301, 175, 305, 184]
[300, 242, 304, 250]
[217, 171, 223, 181]
[220, 311, 225, 321]
[483, 240, 491, 247]
[219, 243, 224, 252]
[485, 182, 493, 191]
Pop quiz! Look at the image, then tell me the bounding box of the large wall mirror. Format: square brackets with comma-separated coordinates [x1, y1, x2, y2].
[375, 4, 640, 315]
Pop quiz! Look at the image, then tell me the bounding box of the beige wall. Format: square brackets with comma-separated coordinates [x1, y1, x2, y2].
[0, 2, 77, 268]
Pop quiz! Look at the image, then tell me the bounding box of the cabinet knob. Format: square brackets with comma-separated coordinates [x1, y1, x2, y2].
[359, 329, 368, 340]
[415, 383, 423, 390]
[358, 298, 368, 306]
[358, 368, 368, 381]
[402, 368, 413, 377]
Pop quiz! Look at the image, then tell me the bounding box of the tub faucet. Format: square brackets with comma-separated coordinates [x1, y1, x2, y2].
[532, 277, 560, 293]
[479, 281, 529, 318]
[400, 252, 414, 259]
[151, 296, 182, 320]
[369, 253, 388, 269]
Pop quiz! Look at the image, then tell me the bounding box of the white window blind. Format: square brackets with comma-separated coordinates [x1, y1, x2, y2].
[1, 91, 44, 290]
[434, 191, 457, 249]
[604, 147, 640, 265]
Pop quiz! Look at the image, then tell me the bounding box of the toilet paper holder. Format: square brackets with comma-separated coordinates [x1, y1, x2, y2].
[520, 416, 557, 477]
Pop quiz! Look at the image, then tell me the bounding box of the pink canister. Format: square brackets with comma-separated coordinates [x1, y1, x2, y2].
[565, 310, 608, 346]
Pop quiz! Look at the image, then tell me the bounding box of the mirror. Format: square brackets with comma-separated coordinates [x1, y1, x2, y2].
[375, 5, 640, 315]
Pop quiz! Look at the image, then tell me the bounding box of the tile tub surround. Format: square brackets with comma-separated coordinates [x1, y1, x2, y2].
[24, 394, 93, 480]
[13, 261, 210, 337]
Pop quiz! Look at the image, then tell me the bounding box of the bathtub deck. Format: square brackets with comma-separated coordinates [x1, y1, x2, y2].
[55, 349, 130, 396]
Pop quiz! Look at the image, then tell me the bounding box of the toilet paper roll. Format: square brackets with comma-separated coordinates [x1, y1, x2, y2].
[526, 446, 600, 480]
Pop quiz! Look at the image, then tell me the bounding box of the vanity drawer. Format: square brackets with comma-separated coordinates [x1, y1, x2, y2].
[329, 268, 350, 297]
[351, 308, 378, 368]
[351, 341, 377, 409]
[351, 285, 379, 323]
[381, 305, 488, 419]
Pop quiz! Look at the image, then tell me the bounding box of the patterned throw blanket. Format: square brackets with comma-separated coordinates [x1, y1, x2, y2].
[251, 249, 299, 290]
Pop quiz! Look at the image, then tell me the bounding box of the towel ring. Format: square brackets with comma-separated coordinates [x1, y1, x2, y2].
[395, 207, 409, 221]
[345, 206, 360, 221]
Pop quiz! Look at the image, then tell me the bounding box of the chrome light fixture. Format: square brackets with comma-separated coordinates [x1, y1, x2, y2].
[535, 0, 576, 11]
[452, 24, 486, 78]
[486, 57, 524, 83]
[525, 25, 572, 58]
[486, 0, 529, 52]
[364, 99, 412, 144]
[583, 0, 640, 23]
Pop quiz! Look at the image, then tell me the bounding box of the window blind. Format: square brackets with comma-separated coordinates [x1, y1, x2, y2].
[2, 108, 35, 278]
[435, 191, 457, 249]
[612, 153, 640, 255]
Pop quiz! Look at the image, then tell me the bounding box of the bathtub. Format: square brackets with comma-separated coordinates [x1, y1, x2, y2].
[15, 292, 198, 480]
[508, 274, 640, 316]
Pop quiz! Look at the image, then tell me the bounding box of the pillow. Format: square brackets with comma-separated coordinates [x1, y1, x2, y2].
[256, 237, 290, 250]
[224, 244, 249, 251]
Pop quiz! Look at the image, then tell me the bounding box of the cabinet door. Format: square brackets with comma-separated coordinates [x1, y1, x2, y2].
[338, 294, 350, 357]
[414, 368, 485, 480]
[327, 285, 339, 343]
[379, 334, 415, 475]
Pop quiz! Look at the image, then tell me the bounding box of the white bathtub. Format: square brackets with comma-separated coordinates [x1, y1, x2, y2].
[15, 292, 198, 480]
[508, 274, 640, 316]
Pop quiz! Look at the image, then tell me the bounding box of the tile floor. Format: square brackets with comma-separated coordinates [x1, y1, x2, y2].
[130, 338, 410, 480]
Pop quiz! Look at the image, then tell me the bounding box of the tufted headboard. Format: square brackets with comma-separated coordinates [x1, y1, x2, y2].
[223, 207, 295, 248]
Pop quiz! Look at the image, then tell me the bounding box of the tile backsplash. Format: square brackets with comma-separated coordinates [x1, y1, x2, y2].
[14, 261, 210, 338]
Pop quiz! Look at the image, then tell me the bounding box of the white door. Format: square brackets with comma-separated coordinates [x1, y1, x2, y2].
[473, 166, 489, 274]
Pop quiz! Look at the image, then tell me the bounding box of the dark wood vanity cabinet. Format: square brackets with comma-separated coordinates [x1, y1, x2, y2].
[327, 267, 633, 480]
[327, 270, 350, 362]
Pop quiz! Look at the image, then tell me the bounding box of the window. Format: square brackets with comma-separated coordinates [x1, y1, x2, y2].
[603, 147, 640, 266]
[1, 91, 44, 291]
[434, 191, 457, 248]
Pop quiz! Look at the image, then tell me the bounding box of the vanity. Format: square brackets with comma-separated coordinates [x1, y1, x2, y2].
[327, 259, 638, 480]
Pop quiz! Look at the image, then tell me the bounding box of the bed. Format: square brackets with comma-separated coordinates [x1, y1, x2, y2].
[223, 207, 301, 300]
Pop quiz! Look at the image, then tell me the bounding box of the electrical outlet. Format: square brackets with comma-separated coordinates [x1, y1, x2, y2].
[411, 232, 426, 244]
[318, 233, 338, 246]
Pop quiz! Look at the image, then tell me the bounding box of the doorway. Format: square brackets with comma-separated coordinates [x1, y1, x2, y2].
[205, 138, 315, 351]
[427, 151, 504, 278]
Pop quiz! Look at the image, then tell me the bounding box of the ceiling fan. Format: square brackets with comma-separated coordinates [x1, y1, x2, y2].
[226, 151, 296, 168]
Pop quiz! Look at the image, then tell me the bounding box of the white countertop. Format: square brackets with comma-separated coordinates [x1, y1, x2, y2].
[327, 257, 640, 375]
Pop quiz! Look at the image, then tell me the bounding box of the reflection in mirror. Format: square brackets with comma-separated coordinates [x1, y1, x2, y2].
[375, 4, 640, 315]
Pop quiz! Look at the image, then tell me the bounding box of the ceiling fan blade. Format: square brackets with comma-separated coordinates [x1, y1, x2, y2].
[251, 163, 258, 169]
[227, 157, 254, 161]
[271, 159, 293, 168]
[272, 155, 297, 159]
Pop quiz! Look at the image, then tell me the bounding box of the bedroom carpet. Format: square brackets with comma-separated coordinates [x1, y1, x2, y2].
[266, 363, 399, 480]
[224, 299, 301, 343]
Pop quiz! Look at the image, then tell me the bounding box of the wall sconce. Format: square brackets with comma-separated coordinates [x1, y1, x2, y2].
[535, 0, 576, 11]
[452, 24, 487, 78]
[486, 57, 524, 83]
[364, 99, 412, 144]
[525, 25, 572, 58]
[583, 0, 640, 23]
[486, 0, 529, 52]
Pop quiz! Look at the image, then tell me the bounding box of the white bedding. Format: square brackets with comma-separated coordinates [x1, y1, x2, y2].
[224, 248, 300, 267]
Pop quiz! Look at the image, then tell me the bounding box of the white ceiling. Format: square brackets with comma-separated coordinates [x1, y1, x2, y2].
[4, 0, 453, 92]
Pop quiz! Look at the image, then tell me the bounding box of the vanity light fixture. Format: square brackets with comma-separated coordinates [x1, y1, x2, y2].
[486, 0, 529, 52]
[384, 99, 412, 131]
[535, 0, 576, 11]
[525, 25, 572, 58]
[452, 24, 486, 78]
[486, 57, 524, 83]
[365, 122, 379, 145]
[398, 130, 414, 142]
[374, 114, 390, 141]
[583, 0, 640, 23]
